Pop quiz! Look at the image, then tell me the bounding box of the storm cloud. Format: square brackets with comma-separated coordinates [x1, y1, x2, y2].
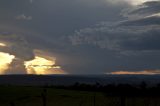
[69, 1, 160, 52]
[68, 0, 160, 73]
[0, 0, 160, 74]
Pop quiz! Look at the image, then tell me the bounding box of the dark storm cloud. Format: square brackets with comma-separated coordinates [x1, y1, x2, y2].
[12, 0, 128, 36]
[122, 1, 160, 19]
[0, 0, 129, 46]
[0, 33, 34, 60]
[121, 16, 160, 26]
[0, 0, 130, 74]
[7, 58, 27, 74]
[67, 1, 160, 73]
[1, 0, 160, 74]
[70, 23, 160, 52]
[70, 1, 160, 52]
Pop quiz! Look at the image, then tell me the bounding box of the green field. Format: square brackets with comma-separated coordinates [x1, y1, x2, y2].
[0, 86, 160, 106]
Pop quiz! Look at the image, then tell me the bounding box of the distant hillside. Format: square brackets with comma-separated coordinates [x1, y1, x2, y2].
[0, 75, 160, 86]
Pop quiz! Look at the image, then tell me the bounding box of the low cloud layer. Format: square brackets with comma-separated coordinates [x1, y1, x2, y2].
[108, 70, 160, 75]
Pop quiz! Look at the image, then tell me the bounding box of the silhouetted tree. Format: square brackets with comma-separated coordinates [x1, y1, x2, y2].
[10, 101, 15, 106]
[120, 96, 126, 106]
[140, 81, 147, 90]
[41, 88, 47, 106]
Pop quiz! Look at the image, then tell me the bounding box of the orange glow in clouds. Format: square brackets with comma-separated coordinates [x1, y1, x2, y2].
[108, 70, 160, 75]
[0, 43, 7, 47]
[25, 56, 66, 75]
[0, 52, 15, 74]
[0, 40, 65, 75]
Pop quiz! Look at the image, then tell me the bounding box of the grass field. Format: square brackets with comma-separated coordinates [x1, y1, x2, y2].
[0, 86, 160, 106]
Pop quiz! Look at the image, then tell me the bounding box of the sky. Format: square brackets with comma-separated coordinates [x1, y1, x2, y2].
[0, 0, 160, 74]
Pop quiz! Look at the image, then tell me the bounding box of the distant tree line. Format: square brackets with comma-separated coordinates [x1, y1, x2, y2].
[52, 81, 160, 97]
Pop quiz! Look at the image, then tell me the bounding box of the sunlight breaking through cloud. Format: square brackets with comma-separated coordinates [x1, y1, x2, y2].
[0, 52, 15, 74]
[124, 0, 159, 5]
[25, 55, 66, 75]
[0, 43, 7, 47]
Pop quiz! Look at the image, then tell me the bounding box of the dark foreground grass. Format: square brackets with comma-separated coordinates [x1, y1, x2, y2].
[0, 86, 160, 106]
